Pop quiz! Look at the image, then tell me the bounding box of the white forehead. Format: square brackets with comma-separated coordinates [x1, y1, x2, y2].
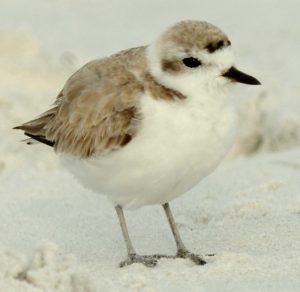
[199, 46, 234, 71]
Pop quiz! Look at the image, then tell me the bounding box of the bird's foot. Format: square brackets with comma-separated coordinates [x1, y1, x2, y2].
[120, 253, 168, 268]
[176, 249, 207, 265]
[119, 251, 208, 268]
[120, 253, 177, 268]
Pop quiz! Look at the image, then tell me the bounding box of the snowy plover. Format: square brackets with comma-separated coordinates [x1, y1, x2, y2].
[14, 20, 260, 267]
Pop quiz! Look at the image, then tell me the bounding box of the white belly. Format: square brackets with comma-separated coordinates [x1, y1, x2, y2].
[61, 93, 237, 208]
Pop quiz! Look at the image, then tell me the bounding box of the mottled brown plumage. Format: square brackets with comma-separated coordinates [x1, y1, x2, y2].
[14, 46, 187, 157]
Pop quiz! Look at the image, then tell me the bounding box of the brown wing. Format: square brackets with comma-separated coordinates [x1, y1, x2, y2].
[14, 54, 144, 158]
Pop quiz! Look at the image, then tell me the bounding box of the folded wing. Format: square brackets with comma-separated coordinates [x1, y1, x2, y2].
[14, 55, 144, 158]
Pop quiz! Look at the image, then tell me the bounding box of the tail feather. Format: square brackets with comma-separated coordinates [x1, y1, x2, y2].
[13, 107, 57, 147]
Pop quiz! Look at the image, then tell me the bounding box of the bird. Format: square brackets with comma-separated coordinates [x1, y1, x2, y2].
[14, 20, 260, 268]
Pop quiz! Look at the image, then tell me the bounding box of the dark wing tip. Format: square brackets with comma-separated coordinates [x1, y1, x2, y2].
[24, 133, 55, 147]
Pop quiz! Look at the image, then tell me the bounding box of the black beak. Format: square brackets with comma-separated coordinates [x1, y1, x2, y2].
[222, 66, 261, 85]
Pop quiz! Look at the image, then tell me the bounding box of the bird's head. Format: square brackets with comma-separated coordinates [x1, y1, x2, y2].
[147, 20, 260, 96]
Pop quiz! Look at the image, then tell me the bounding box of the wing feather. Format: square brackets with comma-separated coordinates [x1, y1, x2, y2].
[14, 45, 186, 157]
[14, 47, 146, 157]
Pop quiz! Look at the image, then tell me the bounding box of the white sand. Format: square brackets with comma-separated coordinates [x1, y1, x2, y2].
[0, 1, 300, 291]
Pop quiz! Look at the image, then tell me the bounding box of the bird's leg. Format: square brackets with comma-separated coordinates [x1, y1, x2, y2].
[115, 205, 136, 255]
[115, 203, 206, 268]
[162, 202, 206, 265]
[115, 205, 158, 268]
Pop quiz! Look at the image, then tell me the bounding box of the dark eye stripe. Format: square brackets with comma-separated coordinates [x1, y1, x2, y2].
[182, 57, 202, 68]
[205, 39, 231, 53]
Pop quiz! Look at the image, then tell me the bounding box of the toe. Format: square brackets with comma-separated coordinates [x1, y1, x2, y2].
[143, 257, 158, 267]
[190, 254, 206, 265]
[176, 250, 207, 265]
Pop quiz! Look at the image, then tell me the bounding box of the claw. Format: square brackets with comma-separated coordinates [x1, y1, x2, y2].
[177, 249, 207, 265]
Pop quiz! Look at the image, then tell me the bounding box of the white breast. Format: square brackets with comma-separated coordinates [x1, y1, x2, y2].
[61, 91, 237, 208]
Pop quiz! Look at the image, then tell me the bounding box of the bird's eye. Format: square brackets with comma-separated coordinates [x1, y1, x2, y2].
[182, 57, 202, 68]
